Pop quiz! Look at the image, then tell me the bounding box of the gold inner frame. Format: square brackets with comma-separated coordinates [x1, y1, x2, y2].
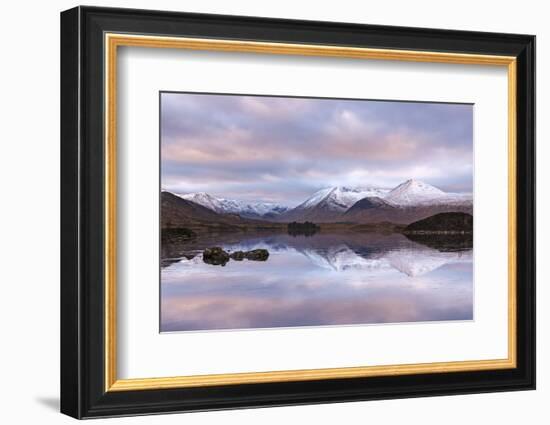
[104, 33, 517, 392]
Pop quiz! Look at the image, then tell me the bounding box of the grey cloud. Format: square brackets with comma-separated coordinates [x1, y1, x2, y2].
[161, 92, 473, 204]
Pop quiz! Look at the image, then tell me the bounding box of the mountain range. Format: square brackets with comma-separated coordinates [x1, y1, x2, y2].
[179, 192, 290, 220]
[170, 179, 472, 225]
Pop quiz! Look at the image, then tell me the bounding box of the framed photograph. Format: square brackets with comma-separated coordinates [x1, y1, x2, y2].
[60, 6, 535, 419]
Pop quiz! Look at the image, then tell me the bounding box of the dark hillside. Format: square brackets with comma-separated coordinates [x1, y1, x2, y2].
[403, 212, 473, 234]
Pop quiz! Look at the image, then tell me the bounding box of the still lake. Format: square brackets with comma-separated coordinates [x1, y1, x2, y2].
[160, 232, 473, 332]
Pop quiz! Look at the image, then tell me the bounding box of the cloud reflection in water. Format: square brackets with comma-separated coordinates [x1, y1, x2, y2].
[161, 233, 473, 332]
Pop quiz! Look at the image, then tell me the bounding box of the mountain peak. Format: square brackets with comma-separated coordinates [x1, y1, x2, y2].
[399, 178, 437, 188]
[384, 179, 446, 206]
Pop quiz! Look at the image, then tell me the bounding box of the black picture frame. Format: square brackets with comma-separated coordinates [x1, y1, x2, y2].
[61, 5, 535, 419]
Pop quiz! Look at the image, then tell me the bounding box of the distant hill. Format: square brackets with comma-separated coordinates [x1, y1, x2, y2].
[161, 191, 284, 233]
[162, 191, 233, 226]
[403, 212, 473, 234]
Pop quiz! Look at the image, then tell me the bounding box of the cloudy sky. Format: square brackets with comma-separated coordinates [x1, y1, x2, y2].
[161, 92, 473, 207]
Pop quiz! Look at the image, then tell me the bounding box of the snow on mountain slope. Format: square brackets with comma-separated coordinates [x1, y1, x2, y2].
[381, 179, 472, 207]
[292, 180, 471, 213]
[296, 186, 390, 212]
[179, 192, 224, 212]
[298, 187, 335, 209]
[178, 192, 289, 218]
[218, 198, 289, 216]
[383, 179, 446, 206]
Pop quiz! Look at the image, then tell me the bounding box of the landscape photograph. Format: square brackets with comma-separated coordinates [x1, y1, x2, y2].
[160, 92, 474, 332]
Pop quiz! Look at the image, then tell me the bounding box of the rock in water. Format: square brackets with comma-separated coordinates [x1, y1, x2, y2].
[229, 251, 245, 261]
[202, 247, 230, 266]
[244, 249, 269, 261]
[202, 247, 269, 265]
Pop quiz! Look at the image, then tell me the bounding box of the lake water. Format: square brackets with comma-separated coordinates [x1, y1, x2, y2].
[160, 232, 473, 332]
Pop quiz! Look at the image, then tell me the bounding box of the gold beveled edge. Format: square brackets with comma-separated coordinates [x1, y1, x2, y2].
[104, 33, 118, 390]
[107, 33, 516, 65]
[104, 32, 518, 392]
[110, 358, 515, 391]
[507, 59, 518, 368]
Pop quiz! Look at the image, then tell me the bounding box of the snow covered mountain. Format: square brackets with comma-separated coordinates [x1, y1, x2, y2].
[383, 179, 471, 207]
[178, 192, 223, 212]
[340, 180, 473, 223]
[384, 179, 446, 206]
[278, 180, 471, 223]
[278, 186, 391, 222]
[296, 186, 390, 211]
[178, 192, 289, 219]
[287, 180, 470, 212]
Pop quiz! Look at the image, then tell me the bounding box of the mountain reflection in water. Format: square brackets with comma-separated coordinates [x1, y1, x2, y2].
[161, 232, 473, 332]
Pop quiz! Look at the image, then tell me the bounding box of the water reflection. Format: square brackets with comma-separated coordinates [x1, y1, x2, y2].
[161, 232, 473, 332]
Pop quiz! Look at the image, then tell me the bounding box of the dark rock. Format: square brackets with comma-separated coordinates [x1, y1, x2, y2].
[202, 247, 230, 266]
[202, 247, 270, 265]
[229, 251, 245, 261]
[244, 249, 269, 261]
